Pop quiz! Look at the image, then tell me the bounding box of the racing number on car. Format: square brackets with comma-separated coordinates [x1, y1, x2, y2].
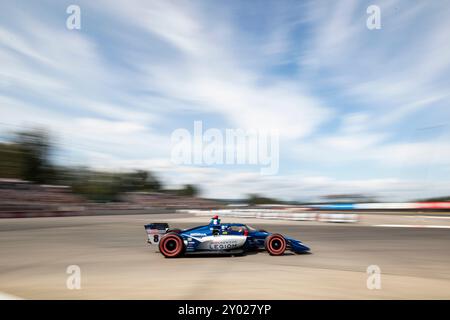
[153, 235, 159, 243]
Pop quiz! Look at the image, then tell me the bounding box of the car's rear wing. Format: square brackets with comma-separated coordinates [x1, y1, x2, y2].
[144, 223, 169, 245]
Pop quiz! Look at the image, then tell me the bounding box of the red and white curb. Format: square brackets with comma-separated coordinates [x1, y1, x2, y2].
[372, 224, 450, 229]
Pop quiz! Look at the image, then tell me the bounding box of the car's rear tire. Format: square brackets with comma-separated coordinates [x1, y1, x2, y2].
[166, 228, 182, 234]
[264, 234, 287, 256]
[159, 233, 185, 258]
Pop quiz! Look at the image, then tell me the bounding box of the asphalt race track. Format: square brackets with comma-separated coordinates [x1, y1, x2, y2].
[1, 213, 449, 299]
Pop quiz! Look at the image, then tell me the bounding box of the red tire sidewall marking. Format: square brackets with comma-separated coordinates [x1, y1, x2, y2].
[268, 235, 286, 255]
[165, 236, 181, 256]
[160, 235, 183, 257]
[161, 235, 180, 257]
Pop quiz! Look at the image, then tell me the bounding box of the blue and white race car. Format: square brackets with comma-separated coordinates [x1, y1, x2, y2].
[144, 215, 310, 258]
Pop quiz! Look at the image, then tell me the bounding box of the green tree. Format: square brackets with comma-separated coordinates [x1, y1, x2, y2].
[13, 129, 57, 183]
[0, 143, 23, 179]
[177, 184, 199, 197]
[247, 194, 281, 205]
[0, 129, 59, 183]
[118, 170, 161, 192]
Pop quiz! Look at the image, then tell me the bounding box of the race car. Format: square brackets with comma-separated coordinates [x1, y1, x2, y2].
[144, 215, 310, 258]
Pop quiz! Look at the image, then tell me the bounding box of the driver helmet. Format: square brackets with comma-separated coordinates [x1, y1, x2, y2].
[210, 214, 220, 225]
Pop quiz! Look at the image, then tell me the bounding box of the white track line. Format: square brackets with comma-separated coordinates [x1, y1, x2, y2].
[0, 292, 23, 300]
[373, 224, 450, 229]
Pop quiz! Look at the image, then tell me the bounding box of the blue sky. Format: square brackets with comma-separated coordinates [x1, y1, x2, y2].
[1, 0, 450, 201]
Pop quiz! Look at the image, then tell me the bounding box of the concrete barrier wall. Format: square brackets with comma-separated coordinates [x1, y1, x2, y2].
[179, 209, 359, 223]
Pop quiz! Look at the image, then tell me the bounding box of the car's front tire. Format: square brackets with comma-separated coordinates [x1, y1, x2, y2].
[159, 233, 185, 258]
[264, 233, 287, 256]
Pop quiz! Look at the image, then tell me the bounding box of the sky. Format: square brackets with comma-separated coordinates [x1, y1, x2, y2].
[1, 0, 450, 201]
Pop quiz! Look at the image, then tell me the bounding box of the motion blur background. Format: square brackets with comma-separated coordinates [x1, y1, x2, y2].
[0, 0, 450, 299]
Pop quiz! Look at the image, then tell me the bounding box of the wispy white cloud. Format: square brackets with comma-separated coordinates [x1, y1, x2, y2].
[0, 0, 449, 200]
[301, 0, 450, 112]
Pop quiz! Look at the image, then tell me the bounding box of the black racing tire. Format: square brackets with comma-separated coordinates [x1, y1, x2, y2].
[264, 233, 287, 256]
[159, 233, 185, 258]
